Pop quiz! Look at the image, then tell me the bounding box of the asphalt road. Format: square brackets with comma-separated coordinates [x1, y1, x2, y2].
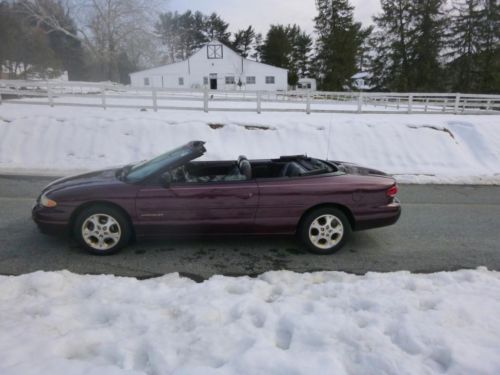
[1, 174, 499, 280]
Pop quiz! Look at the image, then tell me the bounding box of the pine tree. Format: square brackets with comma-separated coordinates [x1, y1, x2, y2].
[371, 0, 415, 91]
[232, 26, 255, 58]
[261, 25, 292, 69]
[204, 13, 231, 44]
[412, 0, 447, 91]
[251, 33, 263, 61]
[287, 25, 313, 77]
[314, 0, 366, 90]
[477, 0, 500, 93]
[446, 0, 483, 92]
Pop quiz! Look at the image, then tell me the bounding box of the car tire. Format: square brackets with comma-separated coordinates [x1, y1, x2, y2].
[74, 205, 131, 255]
[299, 207, 351, 255]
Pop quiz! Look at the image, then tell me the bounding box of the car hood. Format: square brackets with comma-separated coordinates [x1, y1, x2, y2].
[43, 168, 121, 193]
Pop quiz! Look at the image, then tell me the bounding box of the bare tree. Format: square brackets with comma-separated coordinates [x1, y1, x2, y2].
[21, 0, 165, 81]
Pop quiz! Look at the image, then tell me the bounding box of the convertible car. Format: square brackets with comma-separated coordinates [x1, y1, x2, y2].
[32, 141, 401, 255]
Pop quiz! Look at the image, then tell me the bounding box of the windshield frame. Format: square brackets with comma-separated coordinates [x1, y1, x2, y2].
[123, 141, 205, 183]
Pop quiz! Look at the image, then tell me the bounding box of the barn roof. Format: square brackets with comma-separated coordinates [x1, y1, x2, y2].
[129, 40, 288, 76]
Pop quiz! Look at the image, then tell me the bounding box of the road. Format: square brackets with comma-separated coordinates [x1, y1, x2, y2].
[1, 174, 499, 280]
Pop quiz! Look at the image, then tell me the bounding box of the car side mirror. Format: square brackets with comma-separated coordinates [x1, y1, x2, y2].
[159, 171, 172, 188]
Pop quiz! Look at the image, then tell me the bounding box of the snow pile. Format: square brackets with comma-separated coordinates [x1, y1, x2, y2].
[0, 104, 500, 183]
[1, 269, 500, 374]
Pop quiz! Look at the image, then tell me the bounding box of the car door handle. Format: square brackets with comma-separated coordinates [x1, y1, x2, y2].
[243, 192, 254, 199]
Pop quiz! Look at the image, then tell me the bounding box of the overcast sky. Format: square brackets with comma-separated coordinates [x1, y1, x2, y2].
[169, 0, 381, 35]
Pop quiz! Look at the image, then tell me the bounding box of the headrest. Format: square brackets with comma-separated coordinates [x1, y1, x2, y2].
[239, 159, 252, 179]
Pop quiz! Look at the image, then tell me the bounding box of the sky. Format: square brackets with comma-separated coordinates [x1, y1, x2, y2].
[169, 0, 381, 35]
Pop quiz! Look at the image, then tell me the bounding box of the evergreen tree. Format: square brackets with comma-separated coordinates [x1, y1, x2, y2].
[287, 24, 313, 77]
[477, 0, 500, 93]
[251, 33, 264, 61]
[232, 26, 255, 58]
[204, 12, 231, 44]
[156, 11, 231, 62]
[446, 0, 484, 92]
[412, 0, 447, 91]
[314, 0, 366, 90]
[261, 25, 292, 68]
[371, 0, 415, 91]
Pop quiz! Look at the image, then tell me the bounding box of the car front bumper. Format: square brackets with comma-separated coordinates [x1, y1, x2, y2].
[32, 203, 70, 236]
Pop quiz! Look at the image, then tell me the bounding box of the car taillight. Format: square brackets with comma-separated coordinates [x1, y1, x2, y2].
[387, 184, 398, 198]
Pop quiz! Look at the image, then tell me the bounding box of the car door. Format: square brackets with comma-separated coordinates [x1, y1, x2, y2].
[135, 179, 259, 236]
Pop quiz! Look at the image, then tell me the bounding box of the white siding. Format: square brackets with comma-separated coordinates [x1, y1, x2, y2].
[130, 42, 288, 91]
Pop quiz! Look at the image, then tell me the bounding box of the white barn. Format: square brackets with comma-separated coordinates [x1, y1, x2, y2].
[130, 41, 288, 91]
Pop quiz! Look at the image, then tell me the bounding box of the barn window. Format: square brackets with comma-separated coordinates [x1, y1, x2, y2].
[178, 77, 184, 86]
[265, 76, 275, 84]
[207, 44, 223, 59]
[144, 77, 150, 86]
[225, 76, 235, 84]
[203, 77, 208, 85]
[246, 76, 256, 84]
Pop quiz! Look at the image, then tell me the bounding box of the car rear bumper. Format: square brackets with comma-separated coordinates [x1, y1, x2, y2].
[354, 199, 401, 231]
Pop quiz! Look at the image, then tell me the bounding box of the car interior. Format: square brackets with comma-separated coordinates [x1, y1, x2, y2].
[170, 155, 337, 183]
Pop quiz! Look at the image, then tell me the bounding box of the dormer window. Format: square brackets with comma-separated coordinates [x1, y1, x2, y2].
[207, 44, 223, 59]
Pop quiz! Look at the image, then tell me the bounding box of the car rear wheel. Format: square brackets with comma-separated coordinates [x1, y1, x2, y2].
[74, 205, 131, 255]
[299, 207, 351, 255]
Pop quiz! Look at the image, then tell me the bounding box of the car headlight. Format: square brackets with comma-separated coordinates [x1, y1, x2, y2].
[40, 193, 57, 208]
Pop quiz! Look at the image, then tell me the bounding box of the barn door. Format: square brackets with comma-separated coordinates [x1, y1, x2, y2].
[209, 73, 217, 90]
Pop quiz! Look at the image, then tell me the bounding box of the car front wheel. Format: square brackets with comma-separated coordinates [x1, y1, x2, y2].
[299, 207, 351, 255]
[74, 205, 131, 255]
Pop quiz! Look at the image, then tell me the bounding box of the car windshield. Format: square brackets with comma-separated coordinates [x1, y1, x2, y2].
[124, 146, 193, 182]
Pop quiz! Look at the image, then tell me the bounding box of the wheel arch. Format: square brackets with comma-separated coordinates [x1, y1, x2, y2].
[297, 203, 355, 233]
[69, 201, 135, 239]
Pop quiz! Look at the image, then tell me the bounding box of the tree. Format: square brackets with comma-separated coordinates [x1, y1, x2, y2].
[412, 0, 447, 91]
[20, 0, 162, 82]
[446, 0, 483, 92]
[204, 12, 231, 44]
[476, 0, 500, 93]
[261, 25, 292, 69]
[156, 11, 234, 63]
[287, 24, 313, 77]
[251, 32, 264, 61]
[314, 0, 367, 90]
[232, 26, 255, 58]
[0, 1, 61, 78]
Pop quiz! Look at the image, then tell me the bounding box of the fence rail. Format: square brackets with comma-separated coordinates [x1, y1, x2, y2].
[0, 80, 499, 115]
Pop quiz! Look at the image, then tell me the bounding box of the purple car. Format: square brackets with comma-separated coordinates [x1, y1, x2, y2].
[32, 141, 401, 255]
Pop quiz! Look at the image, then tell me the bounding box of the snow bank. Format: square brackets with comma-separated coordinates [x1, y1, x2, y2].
[0, 104, 499, 183]
[1, 269, 499, 374]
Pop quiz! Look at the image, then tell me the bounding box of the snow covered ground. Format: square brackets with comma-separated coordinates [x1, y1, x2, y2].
[0, 269, 499, 374]
[0, 103, 499, 183]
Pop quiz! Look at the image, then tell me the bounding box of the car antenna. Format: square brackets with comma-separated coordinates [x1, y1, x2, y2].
[325, 116, 333, 160]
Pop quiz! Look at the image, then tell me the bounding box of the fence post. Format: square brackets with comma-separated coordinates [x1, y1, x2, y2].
[257, 91, 262, 114]
[101, 84, 106, 109]
[306, 91, 311, 114]
[203, 87, 209, 113]
[424, 98, 428, 112]
[0, 91, 2, 105]
[47, 83, 54, 107]
[357, 92, 362, 113]
[152, 88, 158, 112]
[408, 94, 413, 113]
[454, 93, 460, 114]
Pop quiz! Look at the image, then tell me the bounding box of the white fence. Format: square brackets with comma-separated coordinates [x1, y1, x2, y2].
[0, 80, 499, 115]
